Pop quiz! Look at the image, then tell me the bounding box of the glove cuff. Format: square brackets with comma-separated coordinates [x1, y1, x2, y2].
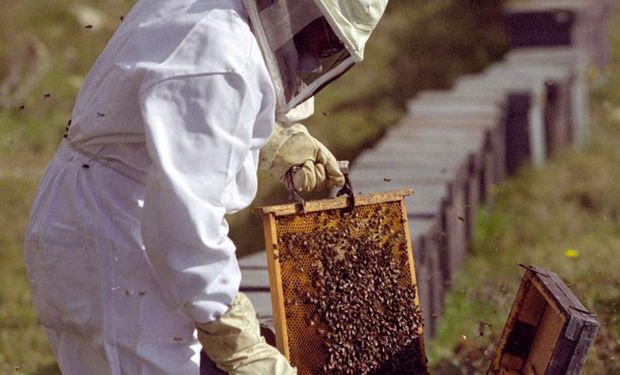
[196, 293, 297, 374]
[259, 123, 308, 172]
[196, 293, 261, 355]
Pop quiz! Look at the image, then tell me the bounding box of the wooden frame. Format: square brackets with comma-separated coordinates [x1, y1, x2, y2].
[488, 265, 599, 375]
[259, 189, 427, 373]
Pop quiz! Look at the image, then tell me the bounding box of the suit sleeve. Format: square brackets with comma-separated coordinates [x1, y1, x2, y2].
[139, 72, 260, 323]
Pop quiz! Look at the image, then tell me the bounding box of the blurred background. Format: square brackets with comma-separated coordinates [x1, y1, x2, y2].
[1, 0, 618, 373]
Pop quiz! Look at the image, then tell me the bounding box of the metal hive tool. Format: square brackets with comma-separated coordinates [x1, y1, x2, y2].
[259, 188, 427, 374]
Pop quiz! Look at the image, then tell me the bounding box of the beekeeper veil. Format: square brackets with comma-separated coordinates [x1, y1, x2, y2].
[243, 0, 389, 123]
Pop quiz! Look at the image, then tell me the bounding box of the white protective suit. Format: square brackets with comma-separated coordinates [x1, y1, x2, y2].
[25, 0, 274, 373]
[24, 0, 388, 373]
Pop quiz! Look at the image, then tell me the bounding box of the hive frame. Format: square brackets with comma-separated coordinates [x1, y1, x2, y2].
[259, 188, 425, 371]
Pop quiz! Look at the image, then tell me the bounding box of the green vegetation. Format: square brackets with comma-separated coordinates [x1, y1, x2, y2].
[0, 0, 506, 373]
[1, 2, 135, 373]
[428, 7, 620, 374]
[6, 0, 620, 373]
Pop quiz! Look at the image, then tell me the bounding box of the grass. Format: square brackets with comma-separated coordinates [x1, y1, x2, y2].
[427, 6, 620, 374]
[0, 0, 506, 373]
[6, 0, 619, 373]
[0, 178, 61, 374]
[0, 2, 134, 373]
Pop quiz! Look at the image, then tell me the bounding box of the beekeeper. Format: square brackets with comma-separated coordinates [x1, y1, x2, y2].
[24, 0, 388, 374]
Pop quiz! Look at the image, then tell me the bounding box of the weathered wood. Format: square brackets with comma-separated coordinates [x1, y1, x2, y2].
[257, 188, 413, 216]
[504, 2, 580, 48]
[244, 291, 273, 319]
[500, 63, 574, 157]
[239, 269, 269, 289]
[410, 231, 430, 340]
[238, 251, 268, 269]
[487, 266, 599, 375]
[262, 213, 290, 358]
[459, 66, 550, 170]
[405, 98, 507, 185]
[524, 305, 565, 373]
[504, 0, 611, 71]
[409, 218, 444, 338]
[347, 181, 442, 216]
[408, 97, 503, 118]
[506, 47, 590, 148]
[401, 199, 426, 356]
[359, 115, 488, 239]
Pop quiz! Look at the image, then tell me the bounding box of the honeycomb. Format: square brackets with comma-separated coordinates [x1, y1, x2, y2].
[260, 190, 427, 374]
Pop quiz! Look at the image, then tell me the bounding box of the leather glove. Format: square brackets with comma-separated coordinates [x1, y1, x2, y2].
[259, 123, 345, 192]
[196, 293, 296, 375]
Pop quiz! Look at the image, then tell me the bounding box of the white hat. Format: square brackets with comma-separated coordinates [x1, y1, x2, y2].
[243, 0, 388, 122]
[316, 0, 389, 61]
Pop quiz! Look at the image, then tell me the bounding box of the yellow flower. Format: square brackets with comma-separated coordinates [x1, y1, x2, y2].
[564, 249, 579, 258]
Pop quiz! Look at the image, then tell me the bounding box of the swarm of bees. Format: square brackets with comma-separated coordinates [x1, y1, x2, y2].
[277, 204, 428, 375]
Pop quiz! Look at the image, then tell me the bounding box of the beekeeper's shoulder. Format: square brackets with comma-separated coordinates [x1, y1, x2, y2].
[140, 3, 257, 85]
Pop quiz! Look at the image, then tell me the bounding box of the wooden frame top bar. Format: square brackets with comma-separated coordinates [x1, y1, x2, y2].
[258, 188, 414, 217]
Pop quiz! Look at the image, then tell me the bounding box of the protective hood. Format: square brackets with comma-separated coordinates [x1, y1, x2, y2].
[242, 0, 388, 123]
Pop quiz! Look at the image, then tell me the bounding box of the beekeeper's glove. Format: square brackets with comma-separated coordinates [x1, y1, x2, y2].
[260, 123, 345, 192]
[196, 293, 296, 375]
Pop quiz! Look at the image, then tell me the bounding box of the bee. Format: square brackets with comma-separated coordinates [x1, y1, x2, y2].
[478, 321, 492, 337]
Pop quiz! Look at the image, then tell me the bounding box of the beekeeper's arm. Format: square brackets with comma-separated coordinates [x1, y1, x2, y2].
[140, 73, 252, 324]
[139, 71, 295, 374]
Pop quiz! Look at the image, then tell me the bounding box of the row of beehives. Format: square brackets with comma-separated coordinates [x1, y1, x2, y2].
[347, 0, 617, 340]
[504, 0, 615, 76]
[231, 0, 616, 346]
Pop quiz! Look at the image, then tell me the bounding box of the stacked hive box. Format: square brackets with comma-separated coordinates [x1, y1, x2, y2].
[505, 47, 590, 148]
[504, 0, 614, 74]
[200, 1, 614, 371]
[395, 0, 609, 339]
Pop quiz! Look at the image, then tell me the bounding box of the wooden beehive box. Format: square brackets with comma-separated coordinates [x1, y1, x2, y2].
[259, 189, 428, 375]
[488, 265, 599, 375]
